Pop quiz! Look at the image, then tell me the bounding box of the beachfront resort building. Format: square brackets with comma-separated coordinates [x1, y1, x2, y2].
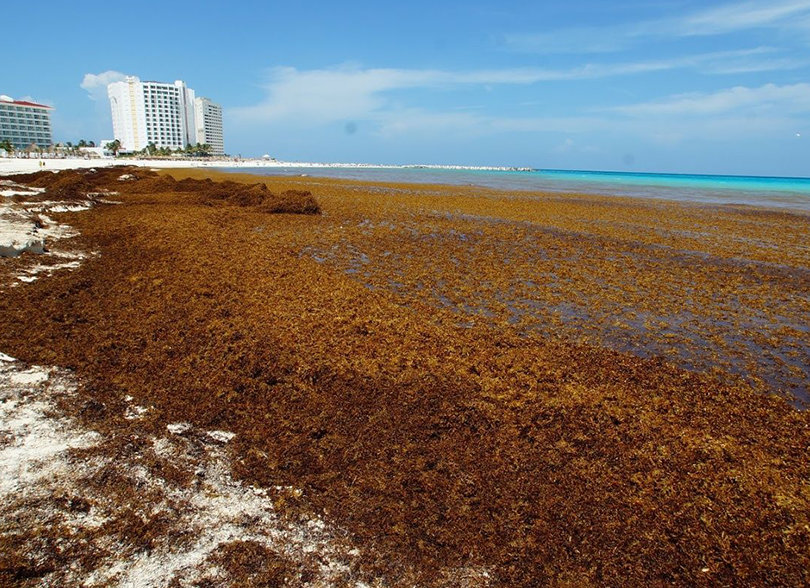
[108, 77, 196, 152]
[194, 97, 224, 155]
[0, 95, 53, 150]
[107, 77, 224, 154]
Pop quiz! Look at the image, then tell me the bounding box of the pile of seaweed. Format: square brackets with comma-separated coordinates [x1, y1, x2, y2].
[0, 168, 807, 586]
[8, 167, 321, 215]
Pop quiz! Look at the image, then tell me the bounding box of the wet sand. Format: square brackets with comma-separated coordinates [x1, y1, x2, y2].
[1, 167, 808, 586]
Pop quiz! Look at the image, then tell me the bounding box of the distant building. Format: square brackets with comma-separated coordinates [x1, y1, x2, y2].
[108, 77, 197, 152]
[194, 97, 224, 155]
[107, 77, 224, 154]
[0, 94, 53, 149]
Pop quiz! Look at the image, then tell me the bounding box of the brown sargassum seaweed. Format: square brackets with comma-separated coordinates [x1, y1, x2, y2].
[0, 167, 808, 586]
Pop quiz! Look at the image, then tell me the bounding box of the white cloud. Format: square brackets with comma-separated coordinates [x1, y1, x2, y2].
[372, 110, 612, 138]
[703, 56, 810, 74]
[231, 66, 444, 124]
[229, 63, 809, 155]
[552, 138, 601, 154]
[611, 83, 810, 117]
[503, 26, 636, 55]
[231, 52, 788, 127]
[373, 107, 802, 148]
[368, 92, 806, 147]
[672, 0, 810, 36]
[505, 0, 810, 54]
[80, 71, 128, 100]
[554, 138, 576, 153]
[374, 108, 483, 137]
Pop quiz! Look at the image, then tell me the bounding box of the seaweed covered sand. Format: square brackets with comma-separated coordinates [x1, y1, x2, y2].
[0, 167, 808, 586]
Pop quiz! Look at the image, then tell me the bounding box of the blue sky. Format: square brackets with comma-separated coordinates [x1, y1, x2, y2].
[4, 0, 810, 175]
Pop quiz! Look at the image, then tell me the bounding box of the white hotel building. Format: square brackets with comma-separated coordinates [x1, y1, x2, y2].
[194, 97, 224, 156]
[107, 77, 224, 154]
[0, 95, 53, 149]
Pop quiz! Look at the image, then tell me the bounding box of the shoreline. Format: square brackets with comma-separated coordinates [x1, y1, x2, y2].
[3, 157, 809, 214]
[0, 156, 532, 174]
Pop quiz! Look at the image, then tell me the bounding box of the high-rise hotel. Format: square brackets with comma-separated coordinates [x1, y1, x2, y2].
[194, 97, 224, 157]
[107, 77, 224, 155]
[0, 94, 53, 149]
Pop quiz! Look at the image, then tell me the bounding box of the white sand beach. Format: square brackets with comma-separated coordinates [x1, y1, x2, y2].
[0, 157, 271, 175]
[0, 157, 530, 176]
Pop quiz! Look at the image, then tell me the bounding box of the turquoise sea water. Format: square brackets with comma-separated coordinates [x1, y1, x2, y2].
[227, 166, 810, 212]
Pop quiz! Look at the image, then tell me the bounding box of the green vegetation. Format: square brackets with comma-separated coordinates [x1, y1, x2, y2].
[116, 141, 214, 158]
[0, 138, 98, 157]
[104, 139, 122, 157]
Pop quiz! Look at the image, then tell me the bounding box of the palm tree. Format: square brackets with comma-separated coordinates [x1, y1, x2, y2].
[191, 143, 211, 157]
[105, 139, 122, 157]
[0, 139, 14, 156]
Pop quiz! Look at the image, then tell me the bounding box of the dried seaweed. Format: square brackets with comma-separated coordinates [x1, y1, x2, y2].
[0, 167, 807, 586]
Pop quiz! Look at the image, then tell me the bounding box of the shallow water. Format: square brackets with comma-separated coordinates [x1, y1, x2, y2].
[223, 166, 810, 212]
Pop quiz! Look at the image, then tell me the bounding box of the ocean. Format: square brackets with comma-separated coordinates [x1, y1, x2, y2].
[226, 166, 810, 212]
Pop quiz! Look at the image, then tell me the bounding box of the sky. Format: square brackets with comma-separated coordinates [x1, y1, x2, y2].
[3, 0, 810, 175]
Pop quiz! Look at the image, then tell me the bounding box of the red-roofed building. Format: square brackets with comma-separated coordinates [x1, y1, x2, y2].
[0, 94, 53, 150]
